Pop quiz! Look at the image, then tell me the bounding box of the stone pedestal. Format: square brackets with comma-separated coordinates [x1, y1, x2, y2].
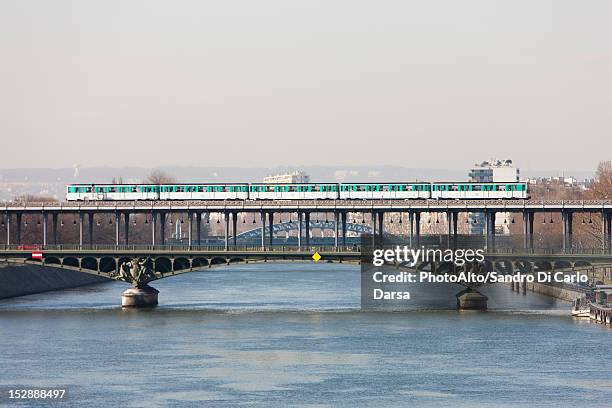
[456, 288, 488, 310]
[122, 285, 159, 307]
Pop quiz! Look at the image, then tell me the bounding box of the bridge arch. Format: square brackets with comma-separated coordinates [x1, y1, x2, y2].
[154, 257, 172, 273]
[99, 257, 117, 273]
[191, 257, 209, 269]
[81, 257, 98, 271]
[63, 257, 80, 268]
[173, 257, 191, 272]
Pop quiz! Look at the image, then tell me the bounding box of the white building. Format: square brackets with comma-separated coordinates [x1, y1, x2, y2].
[263, 171, 310, 184]
[469, 159, 520, 235]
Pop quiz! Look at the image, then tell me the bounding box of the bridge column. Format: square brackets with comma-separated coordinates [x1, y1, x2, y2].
[88, 213, 94, 246]
[446, 212, 452, 248]
[523, 211, 529, 251]
[42, 213, 48, 247]
[16, 213, 21, 245]
[78, 212, 83, 249]
[52, 213, 58, 245]
[160, 212, 166, 246]
[305, 212, 310, 248]
[409, 212, 414, 248]
[261, 212, 266, 249]
[196, 212, 201, 246]
[297, 212, 303, 249]
[123, 212, 129, 246]
[224, 211, 229, 251]
[5, 213, 10, 246]
[334, 212, 339, 248]
[451, 212, 458, 249]
[562, 211, 573, 253]
[608, 212, 612, 254]
[414, 212, 421, 247]
[232, 212, 237, 248]
[268, 212, 274, 248]
[151, 211, 156, 246]
[188, 211, 193, 248]
[485, 212, 496, 251]
[115, 212, 120, 247]
[341, 212, 347, 247]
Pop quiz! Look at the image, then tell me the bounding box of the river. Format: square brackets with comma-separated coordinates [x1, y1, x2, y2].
[0, 263, 610, 407]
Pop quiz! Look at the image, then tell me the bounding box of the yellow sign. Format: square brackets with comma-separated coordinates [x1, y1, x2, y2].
[312, 252, 322, 262]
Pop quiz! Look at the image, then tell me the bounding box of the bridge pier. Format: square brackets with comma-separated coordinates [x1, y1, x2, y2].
[224, 211, 229, 250]
[603, 212, 612, 254]
[122, 286, 159, 308]
[232, 212, 238, 248]
[377, 212, 384, 241]
[151, 211, 156, 246]
[456, 288, 488, 310]
[414, 212, 421, 247]
[341, 212, 347, 247]
[5, 213, 10, 245]
[305, 212, 310, 248]
[78, 212, 84, 249]
[334, 212, 339, 248]
[16, 213, 21, 245]
[123, 212, 130, 245]
[298, 212, 303, 249]
[52, 213, 58, 245]
[114, 212, 120, 247]
[261, 212, 266, 249]
[562, 211, 573, 253]
[268, 212, 274, 248]
[88, 213, 94, 246]
[196, 212, 201, 246]
[43, 213, 48, 246]
[485, 211, 496, 251]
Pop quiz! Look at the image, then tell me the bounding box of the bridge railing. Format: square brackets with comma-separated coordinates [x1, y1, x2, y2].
[0, 244, 362, 253]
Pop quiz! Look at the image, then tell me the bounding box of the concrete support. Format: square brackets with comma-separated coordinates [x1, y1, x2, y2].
[377, 212, 384, 241]
[297, 212, 303, 249]
[196, 212, 201, 246]
[151, 212, 156, 246]
[562, 211, 573, 253]
[52, 213, 58, 245]
[305, 212, 311, 247]
[603, 212, 612, 253]
[115, 212, 120, 247]
[43, 213, 48, 247]
[414, 212, 421, 247]
[268, 212, 274, 247]
[160, 212, 166, 246]
[232, 212, 238, 247]
[341, 212, 347, 246]
[88, 213, 94, 245]
[188, 212, 193, 248]
[409, 212, 414, 248]
[523, 211, 529, 251]
[334, 212, 339, 248]
[450, 212, 458, 249]
[485, 212, 496, 251]
[6, 213, 10, 246]
[123, 213, 129, 245]
[78, 212, 84, 248]
[261, 212, 266, 249]
[224, 212, 229, 251]
[16, 213, 21, 245]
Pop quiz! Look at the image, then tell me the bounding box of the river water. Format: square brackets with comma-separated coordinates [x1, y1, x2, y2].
[0, 263, 610, 407]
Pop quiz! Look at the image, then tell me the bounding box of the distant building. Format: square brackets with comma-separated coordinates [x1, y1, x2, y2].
[469, 159, 520, 235]
[263, 171, 310, 184]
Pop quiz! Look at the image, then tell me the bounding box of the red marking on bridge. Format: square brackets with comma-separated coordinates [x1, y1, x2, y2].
[31, 251, 43, 260]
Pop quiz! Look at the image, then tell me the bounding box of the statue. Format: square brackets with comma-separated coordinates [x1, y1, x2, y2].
[113, 257, 157, 288]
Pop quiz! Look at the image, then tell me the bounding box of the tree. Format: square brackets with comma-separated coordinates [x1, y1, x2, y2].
[146, 170, 176, 184]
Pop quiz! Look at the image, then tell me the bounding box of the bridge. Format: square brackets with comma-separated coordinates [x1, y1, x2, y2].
[2, 199, 612, 254]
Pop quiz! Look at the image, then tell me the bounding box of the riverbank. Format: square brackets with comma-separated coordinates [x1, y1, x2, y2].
[0, 263, 109, 300]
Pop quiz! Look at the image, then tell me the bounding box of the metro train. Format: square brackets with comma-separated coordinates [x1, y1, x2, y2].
[66, 182, 529, 201]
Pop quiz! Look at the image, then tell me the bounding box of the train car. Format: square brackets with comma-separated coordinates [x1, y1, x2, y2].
[66, 184, 160, 201]
[339, 183, 431, 199]
[158, 184, 249, 200]
[430, 182, 528, 200]
[248, 183, 339, 200]
[66, 183, 250, 201]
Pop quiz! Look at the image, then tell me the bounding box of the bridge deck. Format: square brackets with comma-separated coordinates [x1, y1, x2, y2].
[3, 199, 612, 213]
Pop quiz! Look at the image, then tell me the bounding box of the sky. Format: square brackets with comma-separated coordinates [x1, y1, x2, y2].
[0, 0, 610, 172]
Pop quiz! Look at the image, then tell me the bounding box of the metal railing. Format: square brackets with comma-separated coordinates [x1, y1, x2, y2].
[0, 244, 362, 253]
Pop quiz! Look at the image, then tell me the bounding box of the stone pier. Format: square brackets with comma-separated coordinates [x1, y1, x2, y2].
[121, 285, 159, 307]
[456, 288, 488, 310]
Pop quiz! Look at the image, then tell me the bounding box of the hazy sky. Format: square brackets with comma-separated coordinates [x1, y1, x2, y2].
[0, 0, 610, 171]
